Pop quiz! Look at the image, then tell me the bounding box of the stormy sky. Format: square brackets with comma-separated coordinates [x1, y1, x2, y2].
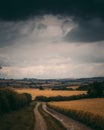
[0, 0, 104, 79]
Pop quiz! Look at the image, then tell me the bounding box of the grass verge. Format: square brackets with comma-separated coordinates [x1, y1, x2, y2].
[0, 101, 36, 130]
[38, 103, 66, 130]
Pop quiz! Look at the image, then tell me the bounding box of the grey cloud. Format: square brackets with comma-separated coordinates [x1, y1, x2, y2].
[0, 22, 17, 47]
[92, 58, 104, 63]
[76, 56, 104, 64]
[0, 20, 35, 47]
[36, 23, 47, 30]
[0, 17, 49, 48]
[0, 56, 11, 67]
[64, 18, 104, 43]
[0, 15, 104, 78]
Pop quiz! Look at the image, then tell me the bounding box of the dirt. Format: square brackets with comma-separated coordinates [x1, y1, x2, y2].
[34, 102, 47, 130]
[42, 103, 92, 130]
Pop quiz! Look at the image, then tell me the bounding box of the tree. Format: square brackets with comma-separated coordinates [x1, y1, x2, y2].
[87, 82, 103, 97]
[39, 86, 44, 90]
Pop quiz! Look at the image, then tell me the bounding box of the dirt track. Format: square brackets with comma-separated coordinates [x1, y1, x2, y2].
[42, 103, 92, 130]
[34, 102, 92, 130]
[34, 103, 47, 130]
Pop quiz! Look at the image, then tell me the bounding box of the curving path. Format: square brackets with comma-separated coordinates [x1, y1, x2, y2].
[34, 102, 47, 130]
[42, 103, 92, 130]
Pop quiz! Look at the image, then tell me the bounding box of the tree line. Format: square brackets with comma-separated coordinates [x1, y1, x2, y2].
[35, 81, 104, 102]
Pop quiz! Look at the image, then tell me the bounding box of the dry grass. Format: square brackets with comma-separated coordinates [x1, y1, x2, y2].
[49, 98, 104, 117]
[15, 89, 86, 99]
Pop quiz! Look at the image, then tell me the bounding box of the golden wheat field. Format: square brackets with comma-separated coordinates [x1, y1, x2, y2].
[49, 98, 104, 117]
[15, 89, 86, 99]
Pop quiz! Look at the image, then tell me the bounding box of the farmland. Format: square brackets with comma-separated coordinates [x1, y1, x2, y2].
[49, 98, 104, 117]
[48, 98, 104, 130]
[15, 89, 86, 99]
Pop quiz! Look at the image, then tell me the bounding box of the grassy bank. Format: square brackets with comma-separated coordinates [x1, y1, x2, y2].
[0, 101, 36, 130]
[48, 104, 104, 130]
[38, 103, 66, 130]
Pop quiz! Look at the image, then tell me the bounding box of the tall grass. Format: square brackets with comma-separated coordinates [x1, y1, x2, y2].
[0, 101, 36, 130]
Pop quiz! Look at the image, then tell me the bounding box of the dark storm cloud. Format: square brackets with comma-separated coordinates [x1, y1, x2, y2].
[64, 18, 104, 43]
[0, 22, 18, 47]
[0, 14, 104, 78]
[0, 0, 104, 21]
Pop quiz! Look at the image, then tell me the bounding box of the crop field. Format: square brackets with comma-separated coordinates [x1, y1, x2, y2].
[48, 98, 104, 130]
[49, 98, 104, 116]
[15, 89, 86, 99]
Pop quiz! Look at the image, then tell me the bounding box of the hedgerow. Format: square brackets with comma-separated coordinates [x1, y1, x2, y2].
[0, 88, 32, 114]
